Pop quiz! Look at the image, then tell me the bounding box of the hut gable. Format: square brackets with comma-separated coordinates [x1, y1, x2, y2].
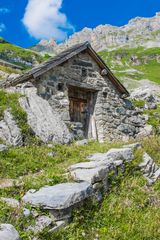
[2, 42, 143, 142]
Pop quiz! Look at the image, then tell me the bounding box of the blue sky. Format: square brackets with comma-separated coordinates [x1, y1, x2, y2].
[0, 0, 160, 48]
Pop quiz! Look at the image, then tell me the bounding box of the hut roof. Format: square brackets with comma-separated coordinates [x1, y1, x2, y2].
[1, 42, 129, 96]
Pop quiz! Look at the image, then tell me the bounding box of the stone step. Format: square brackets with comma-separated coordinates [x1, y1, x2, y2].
[70, 166, 110, 184]
[88, 148, 133, 162]
[22, 182, 93, 210]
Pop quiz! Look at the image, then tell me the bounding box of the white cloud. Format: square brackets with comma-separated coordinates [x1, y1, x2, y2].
[0, 23, 6, 32]
[22, 0, 74, 41]
[0, 8, 10, 14]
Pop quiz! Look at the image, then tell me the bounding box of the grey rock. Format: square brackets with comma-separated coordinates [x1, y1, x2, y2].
[47, 152, 57, 157]
[70, 166, 110, 184]
[47, 144, 55, 148]
[0, 198, 20, 208]
[0, 110, 23, 146]
[123, 142, 142, 150]
[0, 224, 20, 240]
[145, 102, 157, 110]
[0, 144, 7, 152]
[114, 160, 123, 167]
[68, 160, 113, 171]
[23, 208, 31, 217]
[37, 13, 160, 54]
[19, 86, 72, 144]
[139, 152, 160, 184]
[87, 153, 111, 162]
[49, 220, 68, 233]
[75, 139, 88, 146]
[137, 125, 153, 138]
[105, 148, 134, 162]
[27, 216, 53, 233]
[23, 182, 93, 209]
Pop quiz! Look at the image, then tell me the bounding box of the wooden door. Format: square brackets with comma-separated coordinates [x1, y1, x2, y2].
[68, 86, 97, 138]
[69, 97, 88, 130]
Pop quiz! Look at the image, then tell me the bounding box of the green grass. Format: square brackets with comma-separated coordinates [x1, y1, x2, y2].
[144, 105, 160, 132]
[0, 38, 44, 69]
[0, 89, 37, 144]
[132, 99, 145, 108]
[99, 47, 160, 85]
[0, 65, 20, 75]
[0, 136, 160, 239]
[38, 137, 160, 240]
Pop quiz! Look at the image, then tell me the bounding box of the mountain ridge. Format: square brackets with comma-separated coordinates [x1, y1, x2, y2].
[32, 12, 160, 54]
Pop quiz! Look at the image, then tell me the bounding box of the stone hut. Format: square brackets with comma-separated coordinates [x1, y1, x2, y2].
[3, 42, 144, 142]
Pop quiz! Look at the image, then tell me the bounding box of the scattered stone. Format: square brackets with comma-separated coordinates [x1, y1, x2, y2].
[114, 160, 123, 167]
[27, 216, 53, 233]
[0, 224, 20, 240]
[139, 153, 160, 184]
[0, 110, 23, 146]
[0, 144, 8, 152]
[145, 102, 157, 110]
[70, 166, 110, 184]
[123, 142, 142, 150]
[23, 182, 93, 209]
[49, 220, 68, 233]
[0, 198, 20, 208]
[23, 208, 31, 217]
[137, 125, 153, 138]
[47, 152, 57, 157]
[47, 144, 54, 148]
[75, 139, 88, 146]
[0, 179, 21, 189]
[105, 148, 134, 162]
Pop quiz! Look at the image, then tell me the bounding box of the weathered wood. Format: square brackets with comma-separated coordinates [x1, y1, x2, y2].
[91, 116, 98, 140]
[67, 80, 100, 91]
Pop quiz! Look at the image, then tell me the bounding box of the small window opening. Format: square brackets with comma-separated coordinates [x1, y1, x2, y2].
[82, 68, 87, 77]
[57, 83, 64, 91]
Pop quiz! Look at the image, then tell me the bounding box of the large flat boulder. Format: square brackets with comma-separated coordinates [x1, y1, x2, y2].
[0, 110, 23, 146]
[68, 160, 113, 171]
[0, 224, 20, 240]
[19, 86, 72, 144]
[22, 182, 92, 209]
[70, 166, 110, 184]
[88, 148, 133, 162]
[87, 153, 111, 162]
[105, 148, 134, 161]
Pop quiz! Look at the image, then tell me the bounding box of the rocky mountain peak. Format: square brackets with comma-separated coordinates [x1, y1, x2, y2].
[32, 38, 57, 54]
[32, 12, 160, 54]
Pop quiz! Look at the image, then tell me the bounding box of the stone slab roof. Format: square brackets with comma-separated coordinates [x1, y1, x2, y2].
[0, 42, 129, 96]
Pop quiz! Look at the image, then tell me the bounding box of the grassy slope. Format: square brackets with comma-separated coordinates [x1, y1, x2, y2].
[0, 37, 44, 69]
[0, 79, 160, 238]
[0, 137, 160, 239]
[99, 47, 160, 85]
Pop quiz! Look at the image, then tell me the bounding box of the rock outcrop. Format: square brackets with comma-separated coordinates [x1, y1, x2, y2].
[18, 85, 72, 144]
[23, 182, 92, 210]
[34, 13, 160, 54]
[0, 110, 23, 146]
[0, 224, 20, 240]
[139, 153, 160, 184]
[22, 145, 137, 229]
[0, 144, 8, 152]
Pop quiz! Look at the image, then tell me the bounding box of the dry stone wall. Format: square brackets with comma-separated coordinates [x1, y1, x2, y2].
[34, 51, 144, 142]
